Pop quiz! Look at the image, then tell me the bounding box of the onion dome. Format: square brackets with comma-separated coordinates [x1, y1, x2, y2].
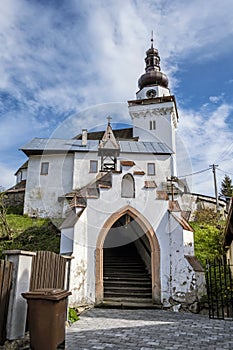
[138, 36, 169, 90]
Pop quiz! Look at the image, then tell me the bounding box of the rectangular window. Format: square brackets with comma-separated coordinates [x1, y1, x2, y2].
[149, 120, 156, 130]
[90, 160, 98, 173]
[41, 162, 49, 175]
[147, 163, 155, 176]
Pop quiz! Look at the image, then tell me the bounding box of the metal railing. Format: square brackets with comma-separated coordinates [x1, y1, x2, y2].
[206, 257, 233, 320]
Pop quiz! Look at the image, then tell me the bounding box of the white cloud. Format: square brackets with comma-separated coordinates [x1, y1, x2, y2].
[0, 113, 50, 150]
[178, 102, 233, 194]
[0, 162, 15, 189]
[209, 94, 225, 104]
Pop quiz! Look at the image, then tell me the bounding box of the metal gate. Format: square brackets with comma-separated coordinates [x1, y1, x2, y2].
[206, 257, 233, 320]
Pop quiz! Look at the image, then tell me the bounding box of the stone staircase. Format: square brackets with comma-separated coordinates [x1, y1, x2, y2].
[103, 246, 154, 307]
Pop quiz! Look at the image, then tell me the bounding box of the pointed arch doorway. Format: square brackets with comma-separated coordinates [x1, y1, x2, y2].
[95, 206, 161, 305]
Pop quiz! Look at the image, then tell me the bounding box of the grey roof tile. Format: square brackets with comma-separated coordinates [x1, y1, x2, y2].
[20, 138, 173, 155]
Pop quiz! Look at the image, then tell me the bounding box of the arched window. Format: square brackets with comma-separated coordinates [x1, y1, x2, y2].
[121, 174, 135, 198]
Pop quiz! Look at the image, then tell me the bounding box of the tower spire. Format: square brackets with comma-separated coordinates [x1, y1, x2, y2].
[138, 34, 169, 90]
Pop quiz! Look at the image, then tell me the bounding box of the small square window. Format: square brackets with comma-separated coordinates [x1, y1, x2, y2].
[90, 160, 98, 173]
[41, 162, 49, 175]
[147, 163, 155, 175]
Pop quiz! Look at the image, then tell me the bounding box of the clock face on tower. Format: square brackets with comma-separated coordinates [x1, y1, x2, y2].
[146, 89, 157, 98]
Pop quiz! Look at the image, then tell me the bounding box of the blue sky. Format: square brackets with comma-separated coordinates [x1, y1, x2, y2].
[0, 0, 232, 196]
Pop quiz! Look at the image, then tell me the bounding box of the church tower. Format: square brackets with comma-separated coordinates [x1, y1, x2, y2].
[128, 36, 179, 176]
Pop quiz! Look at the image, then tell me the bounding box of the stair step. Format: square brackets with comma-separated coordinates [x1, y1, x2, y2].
[104, 275, 151, 281]
[104, 286, 151, 292]
[104, 280, 151, 286]
[104, 270, 146, 275]
[103, 248, 152, 304]
[104, 291, 152, 297]
[103, 297, 153, 303]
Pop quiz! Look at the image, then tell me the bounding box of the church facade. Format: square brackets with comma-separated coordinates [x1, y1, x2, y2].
[19, 39, 206, 309]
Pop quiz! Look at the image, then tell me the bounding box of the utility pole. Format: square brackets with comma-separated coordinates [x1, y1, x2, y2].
[209, 164, 219, 212]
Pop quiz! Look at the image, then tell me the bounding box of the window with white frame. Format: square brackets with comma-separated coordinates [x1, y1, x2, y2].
[147, 163, 155, 175]
[90, 160, 98, 173]
[41, 162, 49, 175]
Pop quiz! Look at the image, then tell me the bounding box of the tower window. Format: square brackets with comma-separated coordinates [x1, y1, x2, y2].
[41, 162, 49, 175]
[147, 163, 155, 176]
[149, 120, 156, 130]
[90, 160, 98, 173]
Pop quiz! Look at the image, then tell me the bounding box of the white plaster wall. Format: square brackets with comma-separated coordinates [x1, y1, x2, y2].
[73, 151, 99, 189]
[24, 153, 74, 217]
[169, 214, 198, 303]
[129, 101, 177, 147]
[68, 210, 89, 306]
[72, 151, 171, 195]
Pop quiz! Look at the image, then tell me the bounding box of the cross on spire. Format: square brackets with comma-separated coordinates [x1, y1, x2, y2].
[151, 30, 154, 48]
[107, 116, 112, 126]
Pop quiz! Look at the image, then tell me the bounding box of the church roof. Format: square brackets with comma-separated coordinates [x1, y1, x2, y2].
[73, 127, 135, 141]
[20, 138, 173, 156]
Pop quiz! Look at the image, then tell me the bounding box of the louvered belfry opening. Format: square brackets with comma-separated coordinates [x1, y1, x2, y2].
[103, 214, 152, 306]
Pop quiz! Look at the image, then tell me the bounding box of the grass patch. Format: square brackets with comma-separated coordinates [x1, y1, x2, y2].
[0, 215, 60, 259]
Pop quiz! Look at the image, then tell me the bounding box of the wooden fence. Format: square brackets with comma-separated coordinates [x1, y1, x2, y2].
[0, 260, 12, 345]
[30, 251, 69, 291]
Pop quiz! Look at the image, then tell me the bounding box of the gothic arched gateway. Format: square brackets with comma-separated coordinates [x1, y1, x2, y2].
[95, 205, 161, 305]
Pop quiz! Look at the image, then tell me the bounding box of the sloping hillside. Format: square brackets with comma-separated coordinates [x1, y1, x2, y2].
[0, 214, 60, 259]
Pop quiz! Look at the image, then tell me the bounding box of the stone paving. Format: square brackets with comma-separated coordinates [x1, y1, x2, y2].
[66, 308, 233, 350]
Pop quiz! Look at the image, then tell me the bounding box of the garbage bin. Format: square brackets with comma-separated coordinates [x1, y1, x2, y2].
[22, 288, 71, 350]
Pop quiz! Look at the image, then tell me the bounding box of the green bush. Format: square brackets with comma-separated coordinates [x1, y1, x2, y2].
[190, 208, 225, 266]
[68, 308, 80, 323]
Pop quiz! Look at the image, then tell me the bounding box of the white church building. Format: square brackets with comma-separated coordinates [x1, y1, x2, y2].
[18, 39, 205, 309]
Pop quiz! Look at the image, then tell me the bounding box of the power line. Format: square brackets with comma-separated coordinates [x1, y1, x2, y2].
[178, 168, 210, 178]
[214, 141, 233, 164]
[217, 167, 233, 177]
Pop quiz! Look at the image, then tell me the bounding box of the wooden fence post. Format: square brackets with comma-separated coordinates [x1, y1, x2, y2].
[0, 260, 12, 345]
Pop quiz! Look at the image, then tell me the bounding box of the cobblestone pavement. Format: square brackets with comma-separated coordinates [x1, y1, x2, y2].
[66, 308, 233, 350]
